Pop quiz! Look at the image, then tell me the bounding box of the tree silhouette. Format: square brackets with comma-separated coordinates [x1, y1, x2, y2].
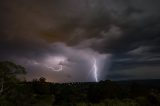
[39, 77, 46, 83]
[0, 61, 26, 95]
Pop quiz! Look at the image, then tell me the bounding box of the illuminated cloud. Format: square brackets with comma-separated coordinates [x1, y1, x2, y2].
[0, 0, 160, 82]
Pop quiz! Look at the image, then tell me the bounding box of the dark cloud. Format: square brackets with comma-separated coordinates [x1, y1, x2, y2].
[0, 0, 160, 81]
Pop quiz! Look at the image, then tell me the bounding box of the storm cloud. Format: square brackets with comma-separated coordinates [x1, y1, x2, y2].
[0, 0, 160, 82]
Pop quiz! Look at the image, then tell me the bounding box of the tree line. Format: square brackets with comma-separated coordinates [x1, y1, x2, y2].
[0, 61, 160, 106]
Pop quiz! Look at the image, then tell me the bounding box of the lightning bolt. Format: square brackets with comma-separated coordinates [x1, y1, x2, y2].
[45, 64, 63, 72]
[33, 61, 63, 72]
[93, 57, 98, 82]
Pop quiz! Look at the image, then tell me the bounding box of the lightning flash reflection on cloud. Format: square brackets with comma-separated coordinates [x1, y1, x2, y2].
[33, 56, 66, 72]
[45, 56, 66, 71]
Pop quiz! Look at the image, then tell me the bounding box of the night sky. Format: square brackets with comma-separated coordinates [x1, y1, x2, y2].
[1, 0, 160, 82]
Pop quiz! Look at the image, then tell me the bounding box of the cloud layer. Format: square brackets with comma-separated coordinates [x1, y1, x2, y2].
[0, 0, 160, 82]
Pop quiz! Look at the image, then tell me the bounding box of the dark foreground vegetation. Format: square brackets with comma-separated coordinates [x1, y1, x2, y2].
[0, 61, 160, 106]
